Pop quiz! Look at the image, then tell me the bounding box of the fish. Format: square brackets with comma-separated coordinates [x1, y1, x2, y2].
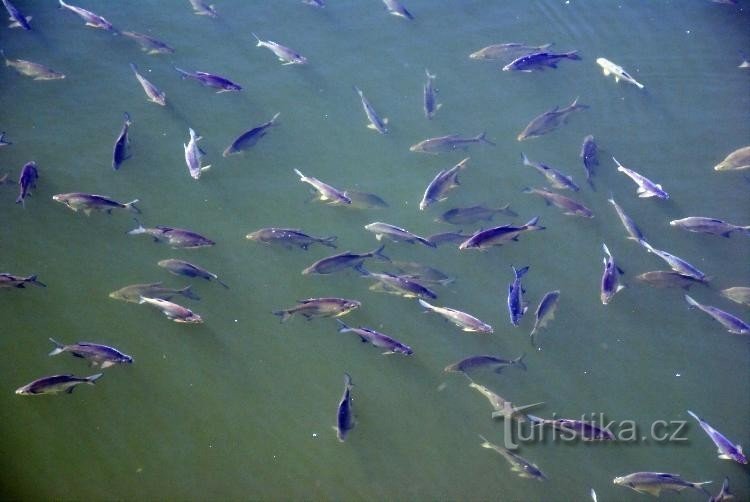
[121, 31, 175, 55]
[670, 217, 749, 238]
[459, 216, 545, 250]
[720, 286, 750, 307]
[353, 86, 388, 134]
[15, 373, 103, 395]
[687, 410, 746, 464]
[613, 157, 669, 199]
[635, 271, 707, 290]
[112, 113, 132, 170]
[48, 339, 133, 368]
[108, 282, 200, 303]
[2, 51, 65, 80]
[714, 145, 750, 171]
[507, 265, 530, 326]
[252, 33, 307, 65]
[302, 245, 389, 275]
[613, 472, 711, 497]
[426, 231, 473, 247]
[478, 435, 547, 481]
[129, 63, 166, 106]
[410, 132, 495, 154]
[709, 478, 733, 502]
[343, 190, 388, 209]
[273, 298, 361, 322]
[363, 272, 437, 300]
[502, 50, 581, 72]
[437, 204, 517, 225]
[382, 0, 413, 19]
[138, 296, 203, 323]
[580, 135, 598, 189]
[685, 294, 749, 335]
[335, 373, 354, 442]
[445, 354, 526, 374]
[246, 228, 337, 250]
[364, 222, 435, 247]
[53, 193, 139, 215]
[638, 239, 706, 280]
[530, 290, 560, 345]
[58, 0, 115, 31]
[184, 128, 211, 179]
[157, 259, 229, 288]
[336, 319, 413, 355]
[303, 0, 325, 7]
[517, 97, 587, 141]
[420, 157, 469, 210]
[2, 0, 31, 30]
[419, 299, 493, 333]
[527, 415, 615, 441]
[15, 161, 39, 206]
[596, 57, 644, 89]
[523, 187, 593, 218]
[600, 244, 625, 305]
[521, 153, 580, 191]
[0, 131, 11, 146]
[607, 194, 644, 241]
[174, 66, 242, 93]
[128, 221, 215, 249]
[189, 0, 217, 17]
[0, 273, 46, 288]
[390, 261, 453, 286]
[469, 42, 552, 62]
[223, 113, 280, 156]
[590, 489, 597, 502]
[468, 383, 541, 422]
[294, 168, 351, 205]
[423, 69, 441, 119]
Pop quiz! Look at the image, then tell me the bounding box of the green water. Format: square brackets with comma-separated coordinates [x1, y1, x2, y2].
[2, 1, 749, 500]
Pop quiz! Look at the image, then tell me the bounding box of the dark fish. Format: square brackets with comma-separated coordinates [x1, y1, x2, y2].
[523, 187, 593, 218]
[687, 410, 747, 464]
[302, 245, 389, 275]
[336, 373, 354, 442]
[507, 266, 529, 326]
[112, 113, 131, 170]
[459, 216, 544, 250]
[420, 158, 469, 210]
[521, 152, 580, 191]
[423, 69, 441, 119]
[246, 227, 337, 250]
[613, 157, 669, 199]
[607, 194, 644, 241]
[49, 338, 133, 368]
[189, 0, 217, 17]
[527, 415, 615, 441]
[121, 31, 175, 55]
[685, 294, 749, 335]
[344, 190, 388, 209]
[157, 259, 229, 288]
[58, 0, 115, 32]
[364, 222, 435, 247]
[502, 51, 581, 72]
[410, 132, 495, 154]
[669, 217, 749, 237]
[174, 66, 242, 93]
[638, 239, 706, 280]
[469, 42, 552, 62]
[354, 86, 388, 134]
[223, 113, 280, 156]
[426, 230, 473, 247]
[613, 472, 711, 497]
[0, 131, 11, 146]
[252, 33, 307, 65]
[0, 273, 46, 288]
[530, 290, 560, 345]
[15, 373, 103, 395]
[580, 135, 598, 189]
[364, 272, 437, 300]
[336, 319, 413, 355]
[437, 204, 517, 225]
[517, 97, 587, 141]
[53, 193, 139, 215]
[444, 354, 525, 374]
[3, 51, 65, 80]
[130, 63, 166, 106]
[15, 161, 38, 206]
[382, 0, 413, 19]
[479, 435, 547, 481]
[601, 244, 625, 305]
[2, 0, 31, 30]
[419, 299, 492, 333]
[294, 168, 351, 205]
[128, 221, 215, 249]
[138, 296, 203, 323]
[109, 282, 200, 303]
[635, 270, 706, 290]
[273, 298, 360, 322]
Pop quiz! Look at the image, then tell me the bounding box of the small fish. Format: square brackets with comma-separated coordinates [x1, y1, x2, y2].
[121, 31, 175, 55]
[353, 86, 388, 134]
[2, 0, 31, 30]
[613, 472, 711, 497]
[130, 63, 166, 106]
[720, 286, 750, 307]
[364, 222, 434, 247]
[479, 435, 547, 481]
[302, 245, 389, 275]
[174, 66, 242, 93]
[420, 158, 469, 210]
[252, 33, 307, 65]
[580, 135, 598, 189]
[128, 221, 215, 249]
[48, 339, 133, 368]
[596, 57, 644, 89]
[423, 69, 441, 120]
[523, 187, 593, 218]
[364, 272, 437, 300]
[335, 373, 354, 442]
[613, 157, 669, 199]
[607, 194, 644, 241]
[687, 410, 746, 464]
[273, 298, 360, 322]
[223, 113, 280, 156]
[112, 112, 132, 170]
[0, 273, 46, 288]
[343, 190, 388, 209]
[58, 0, 115, 31]
[502, 50, 581, 72]
[445, 354, 525, 374]
[601, 244, 625, 305]
[184, 128, 211, 180]
[469, 42, 552, 62]
[459, 216, 545, 250]
[685, 294, 749, 335]
[670, 217, 749, 238]
[508, 265, 529, 326]
[521, 153, 580, 191]
[382, 0, 413, 19]
[15, 373, 103, 395]
[15, 161, 38, 206]
[714, 145, 750, 171]
[469, 383, 541, 422]
[109, 282, 200, 303]
[638, 239, 706, 281]
[336, 319, 413, 355]
[437, 204, 517, 225]
[527, 415, 615, 441]
[590, 489, 597, 502]
[157, 259, 229, 288]
[530, 290, 560, 345]
[246, 227, 337, 250]
[517, 97, 587, 141]
[709, 478, 733, 502]
[419, 299, 493, 333]
[188, 0, 217, 17]
[426, 230, 473, 247]
[0, 131, 11, 146]
[294, 168, 351, 205]
[635, 271, 707, 290]
[2, 51, 65, 80]
[303, 0, 325, 7]
[410, 132, 495, 154]
[53, 192, 139, 215]
[138, 296, 203, 323]
[390, 261, 453, 285]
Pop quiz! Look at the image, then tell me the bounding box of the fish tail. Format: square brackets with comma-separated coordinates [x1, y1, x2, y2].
[418, 298, 434, 311]
[86, 373, 104, 385]
[498, 203, 518, 217]
[127, 218, 146, 235]
[686, 410, 701, 423]
[26, 275, 46, 287]
[512, 265, 529, 279]
[739, 225, 750, 236]
[215, 277, 230, 289]
[180, 285, 201, 301]
[565, 50, 581, 60]
[272, 310, 292, 323]
[514, 353, 527, 371]
[425, 68, 436, 79]
[48, 338, 65, 356]
[320, 236, 338, 248]
[269, 112, 281, 125]
[684, 294, 700, 309]
[476, 131, 496, 146]
[129, 62, 138, 73]
[520, 152, 532, 166]
[173, 66, 190, 78]
[124, 199, 140, 214]
[293, 168, 306, 180]
[418, 236, 437, 248]
[123, 112, 131, 126]
[372, 244, 390, 262]
[477, 434, 491, 447]
[343, 372, 353, 389]
[526, 414, 544, 424]
[335, 319, 351, 333]
[251, 32, 262, 45]
[691, 481, 712, 495]
[521, 187, 533, 194]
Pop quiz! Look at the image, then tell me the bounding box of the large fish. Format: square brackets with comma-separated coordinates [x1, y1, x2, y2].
[138, 296, 203, 323]
[580, 135, 598, 189]
[353, 86, 388, 134]
[410, 132, 495, 154]
[613, 157, 669, 199]
[273, 298, 360, 322]
[507, 265, 529, 326]
[423, 69, 441, 119]
[293, 168, 351, 205]
[2, 0, 31, 30]
[336, 320, 413, 355]
[638, 239, 706, 281]
[364, 272, 437, 300]
[58, 0, 115, 32]
[174, 66, 242, 93]
[530, 290, 560, 345]
[685, 294, 749, 334]
[246, 227, 337, 250]
[128, 221, 215, 249]
[48, 339, 133, 368]
[596, 57, 644, 89]
[445, 354, 525, 374]
[469, 383, 541, 422]
[109, 282, 199, 303]
[382, 0, 413, 19]
[502, 50, 580, 72]
[437, 204, 517, 225]
[15, 161, 38, 206]
[184, 128, 211, 179]
[521, 153, 580, 191]
[517, 97, 587, 141]
[459, 216, 544, 250]
[0, 273, 46, 288]
[479, 435, 547, 481]
[687, 410, 746, 464]
[223, 113, 280, 156]
[188, 0, 217, 17]
[635, 271, 706, 290]
[121, 31, 174, 55]
[523, 187, 593, 218]
[130, 63, 166, 106]
[252, 33, 307, 65]
[15, 373, 103, 395]
[714, 146, 750, 171]
[3, 51, 65, 80]
[600, 244, 625, 305]
[112, 113, 132, 170]
[418, 299, 493, 333]
[343, 190, 389, 209]
[364, 222, 434, 247]
[613, 472, 711, 497]
[607, 194, 644, 241]
[720, 286, 750, 307]
[157, 259, 229, 288]
[670, 217, 749, 238]
[528, 415, 615, 441]
[53, 192, 139, 215]
[302, 245, 389, 275]
[335, 373, 354, 442]
[469, 42, 552, 62]
[420, 158, 469, 210]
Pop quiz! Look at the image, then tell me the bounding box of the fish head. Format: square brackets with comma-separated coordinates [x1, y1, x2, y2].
[343, 300, 362, 312]
[108, 290, 125, 301]
[14, 386, 30, 395]
[121, 355, 134, 364]
[398, 346, 414, 356]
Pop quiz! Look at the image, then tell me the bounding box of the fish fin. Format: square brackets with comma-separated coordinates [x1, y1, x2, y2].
[100, 361, 115, 369]
[335, 319, 350, 332]
[87, 373, 104, 384]
[180, 285, 201, 301]
[718, 453, 732, 460]
[48, 338, 65, 356]
[382, 351, 395, 355]
[366, 123, 377, 130]
[66, 386, 75, 394]
[124, 199, 141, 214]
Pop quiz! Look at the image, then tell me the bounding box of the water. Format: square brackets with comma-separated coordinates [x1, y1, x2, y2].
[1, 1, 749, 499]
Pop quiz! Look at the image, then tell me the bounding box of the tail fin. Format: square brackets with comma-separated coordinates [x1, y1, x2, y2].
[684, 294, 701, 309]
[498, 203, 518, 217]
[173, 66, 190, 78]
[215, 277, 230, 289]
[335, 319, 351, 332]
[293, 168, 306, 180]
[476, 131, 496, 146]
[127, 218, 146, 235]
[268, 112, 281, 125]
[513, 353, 527, 371]
[418, 298, 434, 311]
[48, 338, 65, 356]
[425, 68, 436, 80]
[129, 62, 138, 73]
[251, 32, 262, 45]
[417, 236, 437, 248]
[321, 236, 338, 248]
[179, 285, 201, 301]
[565, 51, 581, 61]
[343, 372, 353, 388]
[691, 481, 712, 495]
[372, 244, 390, 262]
[512, 265, 529, 279]
[124, 199, 140, 214]
[478, 434, 492, 447]
[86, 373, 104, 385]
[272, 310, 292, 323]
[123, 112, 131, 126]
[26, 275, 46, 287]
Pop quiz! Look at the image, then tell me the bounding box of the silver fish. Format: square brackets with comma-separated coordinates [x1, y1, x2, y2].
[600, 243, 625, 305]
[364, 272, 437, 300]
[523, 187, 593, 218]
[685, 294, 749, 335]
[720, 286, 750, 307]
[445, 354, 525, 374]
[390, 261, 453, 285]
[613, 157, 669, 199]
[670, 217, 749, 238]
[382, 0, 413, 19]
[58, 0, 115, 31]
[459, 216, 544, 250]
[437, 204, 517, 225]
[128, 221, 215, 249]
[364, 222, 434, 247]
[687, 410, 747, 464]
[336, 320, 413, 355]
[121, 31, 174, 55]
[354, 86, 388, 134]
[502, 50, 581, 72]
[2, 0, 31, 30]
[157, 259, 229, 289]
[0, 273, 46, 289]
[336, 373, 354, 442]
[184, 128, 211, 179]
[15, 161, 38, 206]
[479, 435, 547, 481]
[607, 194, 644, 241]
[580, 135, 598, 189]
[420, 157, 469, 210]
[223, 113, 280, 156]
[469, 383, 541, 422]
[410, 132, 495, 154]
[3, 51, 65, 80]
[418, 299, 493, 333]
[48, 339, 133, 369]
[635, 271, 706, 290]
[15, 373, 103, 395]
[517, 97, 587, 141]
[521, 153, 580, 191]
[188, 0, 217, 17]
[252, 33, 307, 65]
[596, 57, 644, 89]
[302, 245, 389, 275]
[469, 42, 552, 62]
[109, 282, 200, 303]
[273, 298, 360, 322]
[112, 113, 132, 170]
[423, 69, 441, 119]
[174, 66, 242, 93]
[714, 146, 750, 171]
[508, 265, 529, 326]
[294, 168, 351, 205]
[638, 239, 706, 280]
[343, 190, 388, 209]
[138, 296, 203, 323]
[613, 472, 711, 497]
[52, 192, 139, 215]
[130, 63, 166, 106]
[530, 290, 560, 345]
[246, 227, 337, 250]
